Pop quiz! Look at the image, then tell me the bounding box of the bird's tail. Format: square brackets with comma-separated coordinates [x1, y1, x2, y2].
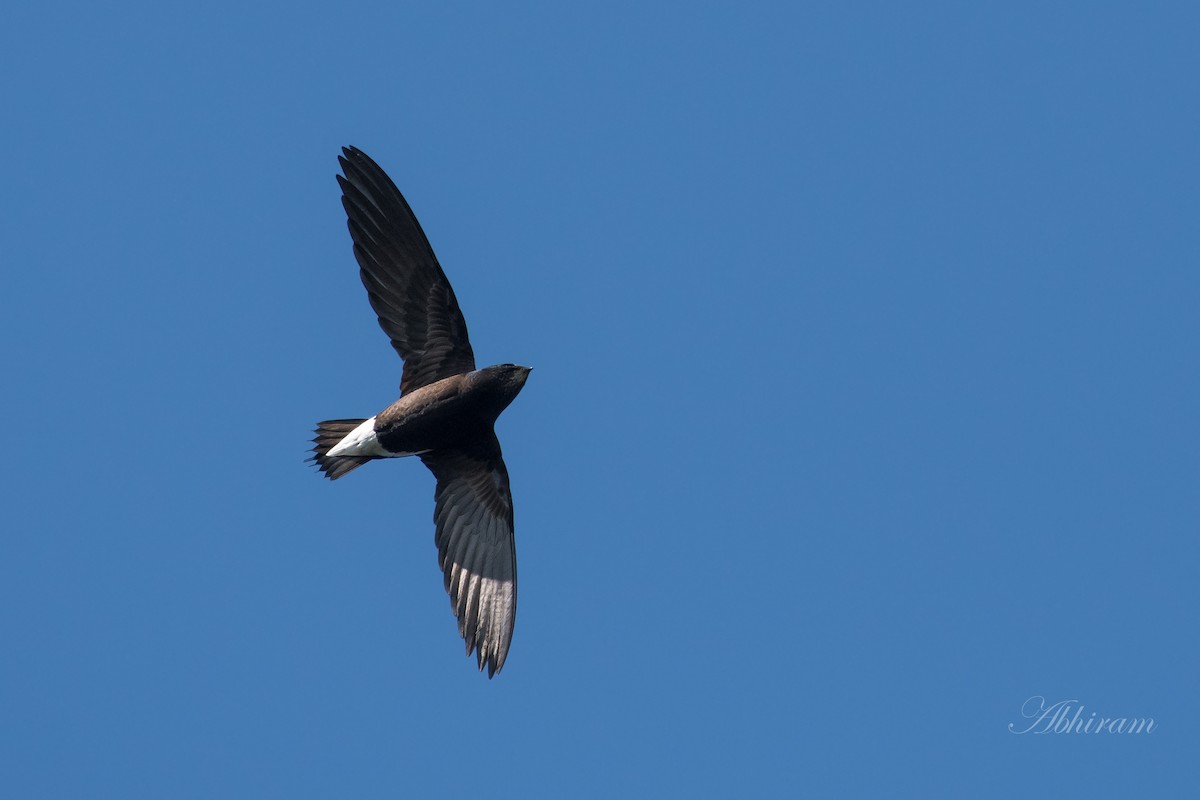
[309, 419, 375, 480]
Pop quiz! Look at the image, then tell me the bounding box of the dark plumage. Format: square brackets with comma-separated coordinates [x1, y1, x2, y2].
[309, 147, 531, 677]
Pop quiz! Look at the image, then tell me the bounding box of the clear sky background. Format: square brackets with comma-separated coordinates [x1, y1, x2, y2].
[1, 2, 1196, 797]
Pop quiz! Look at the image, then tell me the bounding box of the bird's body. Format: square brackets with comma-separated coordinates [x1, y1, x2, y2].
[309, 147, 530, 677]
[324, 366, 530, 461]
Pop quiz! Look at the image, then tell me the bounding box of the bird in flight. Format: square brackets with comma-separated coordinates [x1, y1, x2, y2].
[309, 147, 531, 677]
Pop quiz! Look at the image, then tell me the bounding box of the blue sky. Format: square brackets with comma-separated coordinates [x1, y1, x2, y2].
[1, 2, 1196, 796]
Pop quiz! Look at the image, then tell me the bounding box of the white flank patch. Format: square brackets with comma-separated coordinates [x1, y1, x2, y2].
[326, 417, 422, 458]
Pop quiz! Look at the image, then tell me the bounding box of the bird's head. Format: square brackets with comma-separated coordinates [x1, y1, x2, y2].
[493, 363, 532, 390]
[470, 363, 533, 402]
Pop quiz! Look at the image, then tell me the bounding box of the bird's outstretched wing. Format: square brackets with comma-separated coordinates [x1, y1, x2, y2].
[338, 147, 476, 394]
[420, 434, 517, 677]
